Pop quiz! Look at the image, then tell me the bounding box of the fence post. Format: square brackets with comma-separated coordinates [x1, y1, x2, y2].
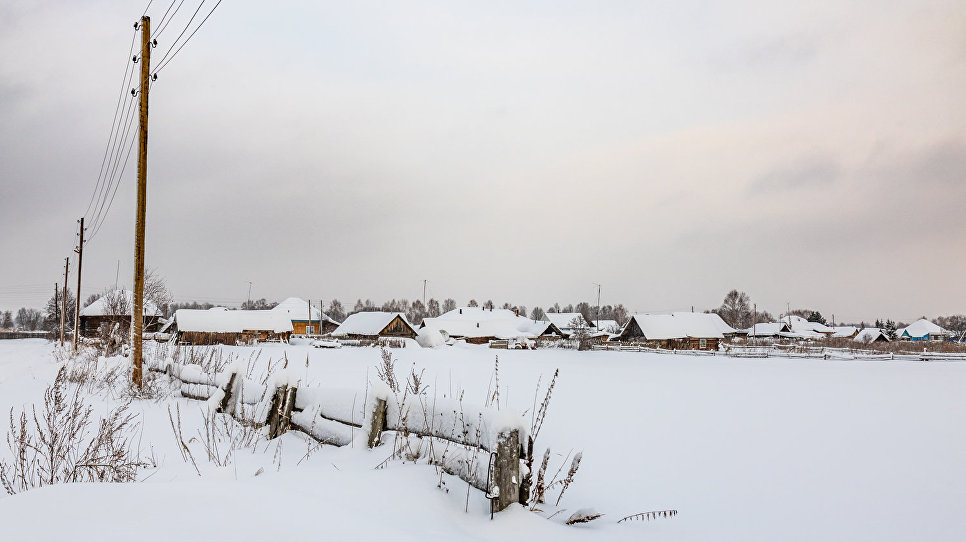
[267, 384, 288, 438]
[219, 371, 238, 414]
[517, 435, 533, 506]
[492, 428, 521, 512]
[367, 397, 387, 448]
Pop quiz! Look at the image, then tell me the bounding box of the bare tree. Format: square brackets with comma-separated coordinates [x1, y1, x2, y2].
[143, 269, 173, 317]
[426, 298, 441, 318]
[718, 290, 752, 329]
[44, 289, 76, 331]
[15, 308, 43, 330]
[530, 307, 546, 321]
[1, 311, 13, 330]
[442, 298, 457, 313]
[327, 299, 346, 322]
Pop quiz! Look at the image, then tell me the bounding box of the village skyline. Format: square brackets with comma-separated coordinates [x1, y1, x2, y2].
[1, 1, 964, 323]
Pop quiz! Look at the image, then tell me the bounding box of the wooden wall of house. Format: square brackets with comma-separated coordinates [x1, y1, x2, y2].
[80, 315, 161, 337]
[292, 320, 339, 335]
[178, 330, 290, 345]
[380, 317, 417, 339]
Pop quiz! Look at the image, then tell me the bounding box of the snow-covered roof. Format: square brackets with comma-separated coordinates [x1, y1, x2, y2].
[780, 315, 835, 335]
[543, 312, 592, 331]
[174, 309, 294, 334]
[423, 307, 562, 340]
[672, 312, 737, 335]
[331, 312, 413, 337]
[271, 297, 340, 325]
[744, 322, 791, 336]
[832, 326, 859, 338]
[79, 289, 161, 317]
[624, 313, 725, 340]
[854, 328, 889, 342]
[592, 319, 621, 333]
[898, 319, 948, 339]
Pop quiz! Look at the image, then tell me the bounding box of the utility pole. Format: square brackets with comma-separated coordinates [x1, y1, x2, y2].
[247, 281, 253, 309]
[73, 217, 84, 349]
[131, 15, 151, 389]
[423, 279, 427, 307]
[594, 283, 601, 329]
[53, 283, 59, 342]
[61, 257, 69, 346]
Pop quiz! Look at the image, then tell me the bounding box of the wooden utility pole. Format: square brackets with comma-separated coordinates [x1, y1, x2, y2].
[73, 217, 84, 349]
[53, 283, 59, 341]
[61, 257, 69, 345]
[132, 15, 151, 389]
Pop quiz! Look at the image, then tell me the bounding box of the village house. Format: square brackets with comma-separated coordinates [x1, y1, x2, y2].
[854, 328, 890, 343]
[164, 308, 294, 345]
[79, 289, 163, 337]
[617, 312, 731, 350]
[331, 312, 418, 342]
[897, 319, 951, 341]
[542, 312, 594, 338]
[271, 297, 340, 335]
[832, 326, 859, 339]
[422, 307, 564, 344]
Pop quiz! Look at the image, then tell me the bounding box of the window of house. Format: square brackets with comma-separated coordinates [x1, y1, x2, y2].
[699, 338, 707, 349]
[306, 325, 315, 334]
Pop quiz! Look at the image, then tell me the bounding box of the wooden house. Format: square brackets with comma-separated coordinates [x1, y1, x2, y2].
[167, 308, 294, 345]
[331, 312, 417, 342]
[272, 297, 340, 335]
[421, 307, 564, 344]
[897, 319, 951, 341]
[617, 313, 725, 350]
[78, 289, 162, 337]
[542, 312, 594, 338]
[853, 328, 890, 343]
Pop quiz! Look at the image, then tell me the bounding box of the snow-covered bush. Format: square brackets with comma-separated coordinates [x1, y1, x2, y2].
[1, 367, 144, 495]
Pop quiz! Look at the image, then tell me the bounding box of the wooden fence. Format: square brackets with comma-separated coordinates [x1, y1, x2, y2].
[592, 342, 966, 361]
[149, 358, 527, 514]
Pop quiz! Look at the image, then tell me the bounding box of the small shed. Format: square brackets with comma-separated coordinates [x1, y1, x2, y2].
[542, 312, 594, 337]
[331, 312, 417, 341]
[272, 297, 340, 335]
[169, 308, 294, 345]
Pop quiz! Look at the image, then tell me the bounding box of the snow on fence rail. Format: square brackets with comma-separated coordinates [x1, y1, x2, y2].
[148, 359, 527, 513]
[593, 342, 966, 361]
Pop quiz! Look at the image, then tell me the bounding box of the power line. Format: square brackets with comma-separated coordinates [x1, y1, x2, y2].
[153, 0, 179, 36]
[87, 96, 139, 239]
[87, 107, 140, 242]
[153, 0, 207, 70]
[154, 0, 222, 74]
[141, 0, 154, 18]
[83, 29, 138, 221]
[155, 0, 186, 40]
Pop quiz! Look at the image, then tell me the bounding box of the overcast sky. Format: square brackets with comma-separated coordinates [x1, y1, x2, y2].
[1, 0, 964, 323]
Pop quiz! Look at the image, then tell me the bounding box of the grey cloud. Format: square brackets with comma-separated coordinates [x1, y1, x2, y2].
[747, 154, 841, 194]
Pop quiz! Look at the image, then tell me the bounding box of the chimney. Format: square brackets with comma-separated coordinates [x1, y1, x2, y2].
[476, 322, 480, 328]
[515, 309, 519, 317]
[459, 308, 462, 315]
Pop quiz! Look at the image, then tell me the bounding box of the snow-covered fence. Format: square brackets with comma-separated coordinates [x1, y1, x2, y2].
[591, 343, 717, 356]
[152, 359, 526, 514]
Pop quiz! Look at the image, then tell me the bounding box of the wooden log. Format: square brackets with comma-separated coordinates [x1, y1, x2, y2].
[492, 429, 520, 512]
[278, 386, 298, 435]
[367, 397, 387, 448]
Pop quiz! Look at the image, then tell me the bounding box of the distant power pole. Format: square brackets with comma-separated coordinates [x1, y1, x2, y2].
[594, 283, 601, 329]
[61, 257, 69, 346]
[73, 217, 84, 349]
[131, 15, 151, 389]
[423, 279, 427, 306]
[53, 283, 59, 341]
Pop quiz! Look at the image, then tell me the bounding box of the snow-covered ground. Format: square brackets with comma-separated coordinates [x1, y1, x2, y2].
[1, 338, 964, 541]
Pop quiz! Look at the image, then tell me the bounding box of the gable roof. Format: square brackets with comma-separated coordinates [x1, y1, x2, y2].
[854, 328, 889, 342]
[173, 308, 294, 334]
[271, 297, 340, 325]
[331, 312, 414, 337]
[745, 322, 791, 336]
[80, 289, 161, 317]
[423, 307, 563, 340]
[832, 326, 859, 338]
[623, 313, 725, 340]
[898, 318, 948, 339]
[543, 312, 592, 331]
[672, 312, 737, 335]
[592, 319, 621, 333]
[780, 315, 835, 335]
